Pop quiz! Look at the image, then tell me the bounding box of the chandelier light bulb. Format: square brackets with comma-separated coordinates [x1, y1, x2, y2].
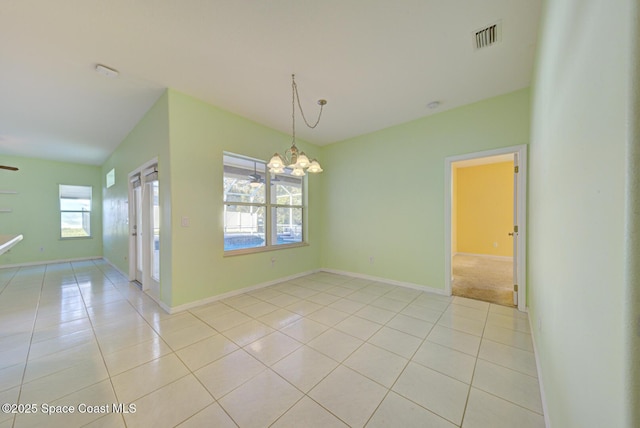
[297, 152, 310, 169]
[291, 168, 305, 177]
[307, 159, 323, 173]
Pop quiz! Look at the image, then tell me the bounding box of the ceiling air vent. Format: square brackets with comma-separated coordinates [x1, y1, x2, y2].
[474, 21, 502, 50]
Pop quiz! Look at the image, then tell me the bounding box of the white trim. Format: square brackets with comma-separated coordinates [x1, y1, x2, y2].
[165, 267, 449, 314]
[444, 144, 528, 312]
[454, 252, 514, 261]
[320, 268, 449, 296]
[145, 290, 172, 314]
[528, 312, 551, 428]
[0, 256, 102, 269]
[165, 269, 322, 314]
[102, 257, 129, 278]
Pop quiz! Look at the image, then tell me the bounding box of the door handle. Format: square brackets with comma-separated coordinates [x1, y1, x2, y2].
[508, 232, 515, 236]
[132, 233, 137, 236]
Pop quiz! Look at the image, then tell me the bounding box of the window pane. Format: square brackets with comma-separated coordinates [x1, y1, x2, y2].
[223, 155, 266, 204]
[60, 184, 92, 199]
[61, 212, 90, 237]
[224, 205, 265, 251]
[59, 184, 92, 238]
[60, 198, 91, 211]
[272, 207, 302, 245]
[270, 174, 303, 206]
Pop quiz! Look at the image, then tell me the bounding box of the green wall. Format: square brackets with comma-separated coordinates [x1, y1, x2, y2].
[101, 91, 172, 303]
[528, 0, 635, 426]
[166, 90, 323, 307]
[0, 155, 102, 266]
[320, 89, 530, 289]
[101, 89, 324, 308]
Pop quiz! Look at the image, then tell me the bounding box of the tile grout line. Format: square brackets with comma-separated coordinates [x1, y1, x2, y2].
[73, 260, 128, 428]
[3, 266, 543, 427]
[90, 261, 225, 428]
[11, 264, 47, 428]
[363, 292, 460, 427]
[458, 300, 490, 428]
[264, 276, 392, 428]
[191, 276, 392, 427]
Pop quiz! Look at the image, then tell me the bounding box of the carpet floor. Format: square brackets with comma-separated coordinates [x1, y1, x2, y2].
[452, 254, 514, 307]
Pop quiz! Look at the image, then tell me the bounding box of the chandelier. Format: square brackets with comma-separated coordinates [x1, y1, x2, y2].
[267, 74, 325, 176]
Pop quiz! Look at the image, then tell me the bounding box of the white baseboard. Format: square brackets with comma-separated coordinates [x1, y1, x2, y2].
[101, 257, 129, 278]
[0, 256, 102, 269]
[528, 311, 551, 428]
[1, 259, 450, 314]
[454, 252, 514, 261]
[319, 268, 450, 296]
[166, 269, 322, 314]
[145, 291, 172, 314]
[168, 267, 448, 313]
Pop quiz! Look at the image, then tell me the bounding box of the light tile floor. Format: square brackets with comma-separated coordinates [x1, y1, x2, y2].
[0, 260, 545, 428]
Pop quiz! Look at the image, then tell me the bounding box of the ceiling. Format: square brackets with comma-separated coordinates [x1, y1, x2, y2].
[0, 0, 541, 166]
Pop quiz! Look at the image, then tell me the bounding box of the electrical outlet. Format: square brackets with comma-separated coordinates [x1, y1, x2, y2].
[39, 247, 44, 252]
[493, 242, 498, 248]
[537, 316, 542, 332]
[271, 257, 276, 267]
[369, 256, 375, 264]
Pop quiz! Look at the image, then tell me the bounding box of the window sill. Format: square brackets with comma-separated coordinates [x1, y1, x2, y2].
[224, 242, 309, 257]
[59, 236, 93, 240]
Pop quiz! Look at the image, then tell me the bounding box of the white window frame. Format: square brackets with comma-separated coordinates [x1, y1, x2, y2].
[59, 184, 93, 239]
[223, 152, 306, 255]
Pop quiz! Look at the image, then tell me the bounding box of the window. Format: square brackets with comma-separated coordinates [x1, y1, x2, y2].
[223, 153, 304, 253]
[59, 184, 92, 238]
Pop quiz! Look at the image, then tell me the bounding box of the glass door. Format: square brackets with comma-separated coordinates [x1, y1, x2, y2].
[128, 162, 160, 298]
[150, 179, 160, 283]
[134, 185, 143, 283]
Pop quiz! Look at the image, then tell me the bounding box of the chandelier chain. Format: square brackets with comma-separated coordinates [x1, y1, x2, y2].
[291, 74, 324, 148]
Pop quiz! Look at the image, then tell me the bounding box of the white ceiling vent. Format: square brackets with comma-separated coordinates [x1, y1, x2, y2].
[474, 21, 502, 50]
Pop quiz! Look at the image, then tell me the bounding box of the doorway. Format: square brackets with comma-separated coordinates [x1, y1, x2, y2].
[444, 145, 527, 311]
[128, 160, 160, 299]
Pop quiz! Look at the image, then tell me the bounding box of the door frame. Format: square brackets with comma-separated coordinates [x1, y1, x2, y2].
[444, 145, 528, 311]
[127, 157, 159, 291]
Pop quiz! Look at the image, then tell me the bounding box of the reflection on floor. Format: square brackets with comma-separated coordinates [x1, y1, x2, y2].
[0, 260, 543, 427]
[452, 254, 514, 307]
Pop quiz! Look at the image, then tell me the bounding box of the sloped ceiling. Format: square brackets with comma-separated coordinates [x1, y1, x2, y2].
[0, 0, 541, 165]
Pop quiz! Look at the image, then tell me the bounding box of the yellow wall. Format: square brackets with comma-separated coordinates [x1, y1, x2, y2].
[456, 161, 513, 257]
[452, 168, 457, 254]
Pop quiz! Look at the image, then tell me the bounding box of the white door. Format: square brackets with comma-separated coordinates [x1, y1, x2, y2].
[511, 153, 519, 306]
[129, 162, 160, 297]
[133, 184, 143, 283]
